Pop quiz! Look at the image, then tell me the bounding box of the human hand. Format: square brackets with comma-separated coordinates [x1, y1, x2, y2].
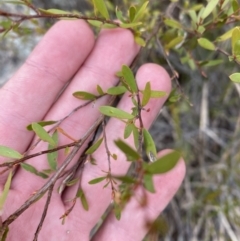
[0, 20, 185, 240]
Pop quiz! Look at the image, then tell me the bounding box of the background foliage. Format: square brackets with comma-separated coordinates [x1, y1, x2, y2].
[1, 0, 240, 240]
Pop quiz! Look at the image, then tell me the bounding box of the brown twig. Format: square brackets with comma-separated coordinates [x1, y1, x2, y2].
[0, 141, 78, 169]
[33, 184, 54, 241]
[0, 10, 120, 27]
[0, 115, 104, 238]
[21, 0, 40, 14]
[102, 119, 116, 198]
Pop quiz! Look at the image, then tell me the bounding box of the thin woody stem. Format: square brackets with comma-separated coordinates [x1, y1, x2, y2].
[0, 10, 120, 27]
[0, 115, 104, 238]
[33, 184, 54, 241]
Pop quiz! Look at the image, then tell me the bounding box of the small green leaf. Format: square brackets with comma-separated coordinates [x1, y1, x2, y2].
[20, 163, 38, 175]
[201, 0, 219, 19]
[21, 163, 49, 179]
[134, 36, 146, 47]
[72, 91, 96, 100]
[122, 65, 138, 93]
[88, 176, 106, 184]
[114, 139, 140, 161]
[164, 19, 182, 29]
[38, 8, 71, 15]
[99, 106, 134, 120]
[66, 178, 79, 186]
[113, 175, 136, 184]
[120, 22, 142, 28]
[132, 125, 139, 149]
[232, 42, 240, 56]
[188, 10, 197, 23]
[132, 1, 149, 22]
[232, 27, 240, 55]
[97, 85, 104, 95]
[21, 163, 48, 179]
[26, 120, 57, 131]
[232, 0, 239, 12]
[116, 7, 125, 22]
[47, 131, 58, 171]
[85, 138, 103, 154]
[143, 174, 155, 193]
[0, 146, 23, 159]
[165, 36, 184, 49]
[111, 153, 118, 160]
[145, 151, 181, 174]
[129, 6, 136, 22]
[229, 73, 240, 83]
[0, 170, 12, 212]
[92, 0, 110, 19]
[143, 129, 157, 162]
[42, 169, 54, 175]
[198, 38, 215, 50]
[124, 123, 134, 139]
[150, 90, 166, 98]
[199, 59, 223, 67]
[114, 202, 121, 220]
[32, 122, 56, 146]
[37, 172, 49, 179]
[107, 86, 127, 95]
[77, 189, 89, 211]
[142, 82, 151, 107]
[87, 20, 103, 27]
[217, 27, 235, 42]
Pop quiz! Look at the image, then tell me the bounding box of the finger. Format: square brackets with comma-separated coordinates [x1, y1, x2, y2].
[12, 28, 139, 193]
[63, 63, 172, 238]
[0, 20, 94, 183]
[92, 152, 186, 241]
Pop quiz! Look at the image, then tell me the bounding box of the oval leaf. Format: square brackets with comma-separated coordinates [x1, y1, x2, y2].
[120, 22, 142, 28]
[21, 163, 48, 179]
[143, 174, 155, 193]
[107, 86, 127, 95]
[47, 131, 58, 171]
[202, 0, 219, 19]
[132, 125, 139, 149]
[164, 19, 182, 29]
[92, 0, 110, 19]
[129, 6, 136, 22]
[0, 170, 12, 213]
[133, 1, 149, 22]
[142, 82, 151, 107]
[32, 122, 56, 146]
[77, 189, 89, 211]
[124, 123, 134, 139]
[0, 146, 23, 159]
[150, 90, 166, 98]
[26, 120, 57, 131]
[99, 106, 134, 120]
[88, 176, 106, 184]
[143, 129, 157, 162]
[229, 73, 240, 83]
[85, 138, 103, 155]
[114, 139, 140, 161]
[122, 65, 138, 93]
[38, 8, 71, 15]
[232, 27, 240, 55]
[97, 85, 104, 95]
[72, 91, 96, 100]
[145, 151, 181, 174]
[198, 38, 215, 50]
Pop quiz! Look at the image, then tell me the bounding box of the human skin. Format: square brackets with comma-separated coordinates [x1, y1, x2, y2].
[0, 20, 186, 240]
